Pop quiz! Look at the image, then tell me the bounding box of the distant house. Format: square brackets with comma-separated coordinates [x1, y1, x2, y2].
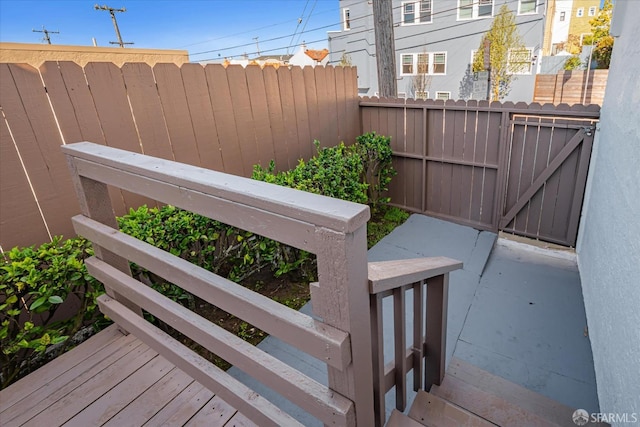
[328, 0, 546, 101]
[542, 0, 600, 55]
[289, 44, 330, 67]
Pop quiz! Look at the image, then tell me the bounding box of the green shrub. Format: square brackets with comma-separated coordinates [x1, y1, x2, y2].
[354, 132, 396, 211]
[1, 237, 104, 388]
[563, 55, 583, 71]
[253, 141, 368, 204]
[117, 205, 314, 289]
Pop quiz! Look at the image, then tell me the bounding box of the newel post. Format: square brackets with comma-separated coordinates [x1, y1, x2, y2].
[314, 222, 375, 427]
[425, 272, 449, 390]
[64, 152, 142, 320]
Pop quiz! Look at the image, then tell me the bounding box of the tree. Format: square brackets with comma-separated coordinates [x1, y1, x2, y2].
[563, 55, 584, 71]
[411, 50, 432, 100]
[472, 4, 526, 101]
[339, 52, 352, 67]
[583, 0, 614, 69]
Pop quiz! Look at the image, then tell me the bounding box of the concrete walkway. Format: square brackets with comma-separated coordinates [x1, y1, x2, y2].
[228, 214, 599, 425]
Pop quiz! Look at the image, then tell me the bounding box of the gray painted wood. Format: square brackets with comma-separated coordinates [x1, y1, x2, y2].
[74, 216, 351, 371]
[98, 295, 303, 427]
[89, 259, 354, 426]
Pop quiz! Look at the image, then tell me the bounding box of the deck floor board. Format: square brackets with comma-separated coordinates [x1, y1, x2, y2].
[0, 327, 246, 427]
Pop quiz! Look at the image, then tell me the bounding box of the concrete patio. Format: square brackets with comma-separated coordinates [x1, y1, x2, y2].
[229, 214, 600, 425]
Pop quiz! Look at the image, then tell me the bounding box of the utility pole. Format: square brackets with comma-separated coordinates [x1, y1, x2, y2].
[253, 37, 261, 56]
[32, 26, 59, 44]
[94, 4, 133, 48]
[372, 0, 397, 97]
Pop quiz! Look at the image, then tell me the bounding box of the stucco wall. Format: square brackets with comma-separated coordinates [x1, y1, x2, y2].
[576, 1, 640, 422]
[0, 42, 188, 67]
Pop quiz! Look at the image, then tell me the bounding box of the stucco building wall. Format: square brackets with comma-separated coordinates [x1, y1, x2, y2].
[0, 42, 189, 67]
[577, 0, 640, 422]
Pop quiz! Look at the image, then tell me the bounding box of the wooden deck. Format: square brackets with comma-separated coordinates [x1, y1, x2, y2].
[0, 325, 256, 427]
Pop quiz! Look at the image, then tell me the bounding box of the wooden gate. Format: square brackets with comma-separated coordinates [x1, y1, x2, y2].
[360, 98, 599, 247]
[499, 115, 596, 246]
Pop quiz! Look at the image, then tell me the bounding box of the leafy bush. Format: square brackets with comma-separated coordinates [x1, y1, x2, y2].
[253, 133, 396, 211]
[117, 205, 314, 291]
[253, 141, 368, 204]
[563, 55, 583, 71]
[353, 132, 396, 211]
[1, 237, 104, 388]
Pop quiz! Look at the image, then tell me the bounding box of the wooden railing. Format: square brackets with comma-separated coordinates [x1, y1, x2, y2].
[63, 141, 463, 426]
[63, 142, 375, 426]
[368, 257, 463, 426]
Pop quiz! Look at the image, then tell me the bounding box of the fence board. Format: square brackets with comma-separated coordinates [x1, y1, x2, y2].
[0, 64, 78, 242]
[0, 118, 49, 249]
[303, 67, 321, 146]
[525, 118, 553, 236]
[334, 66, 348, 144]
[345, 67, 359, 144]
[227, 65, 260, 174]
[245, 65, 276, 168]
[180, 63, 225, 171]
[83, 62, 154, 210]
[205, 64, 244, 177]
[121, 63, 173, 161]
[314, 67, 331, 147]
[153, 63, 201, 167]
[325, 66, 339, 147]
[534, 70, 608, 105]
[277, 67, 297, 169]
[291, 66, 312, 161]
[44, 61, 127, 216]
[262, 66, 288, 171]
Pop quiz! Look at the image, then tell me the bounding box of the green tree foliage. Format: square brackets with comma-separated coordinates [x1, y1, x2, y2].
[1, 237, 104, 388]
[563, 55, 584, 71]
[472, 4, 526, 101]
[583, 0, 614, 69]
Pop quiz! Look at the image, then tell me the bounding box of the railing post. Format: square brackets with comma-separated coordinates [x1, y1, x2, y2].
[65, 155, 142, 319]
[314, 224, 375, 427]
[425, 273, 449, 391]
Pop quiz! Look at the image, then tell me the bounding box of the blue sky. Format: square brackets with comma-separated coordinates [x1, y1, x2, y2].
[0, 0, 341, 60]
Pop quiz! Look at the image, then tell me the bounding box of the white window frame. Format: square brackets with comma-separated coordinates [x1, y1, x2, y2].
[507, 48, 533, 75]
[518, 0, 537, 15]
[458, 0, 493, 20]
[435, 91, 451, 100]
[415, 90, 429, 100]
[576, 7, 584, 17]
[399, 52, 447, 76]
[401, 1, 433, 25]
[343, 8, 351, 30]
[588, 6, 597, 16]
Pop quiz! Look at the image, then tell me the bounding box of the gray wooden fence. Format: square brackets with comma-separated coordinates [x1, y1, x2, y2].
[0, 62, 359, 250]
[360, 98, 600, 246]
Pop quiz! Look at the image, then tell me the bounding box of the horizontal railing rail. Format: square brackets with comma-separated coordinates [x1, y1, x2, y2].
[63, 142, 375, 426]
[368, 257, 463, 427]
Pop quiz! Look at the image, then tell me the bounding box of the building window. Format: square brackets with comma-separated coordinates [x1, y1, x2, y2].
[343, 8, 351, 30]
[402, 54, 414, 74]
[459, 0, 493, 20]
[433, 53, 446, 74]
[559, 11, 566, 21]
[519, 0, 536, 14]
[400, 52, 447, 75]
[576, 7, 584, 17]
[415, 90, 429, 100]
[436, 91, 451, 100]
[507, 48, 533, 74]
[402, 1, 432, 25]
[588, 6, 597, 16]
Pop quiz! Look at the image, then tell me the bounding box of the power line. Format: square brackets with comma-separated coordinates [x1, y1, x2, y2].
[287, 0, 310, 54]
[292, 0, 318, 49]
[32, 26, 59, 44]
[200, 0, 544, 61]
